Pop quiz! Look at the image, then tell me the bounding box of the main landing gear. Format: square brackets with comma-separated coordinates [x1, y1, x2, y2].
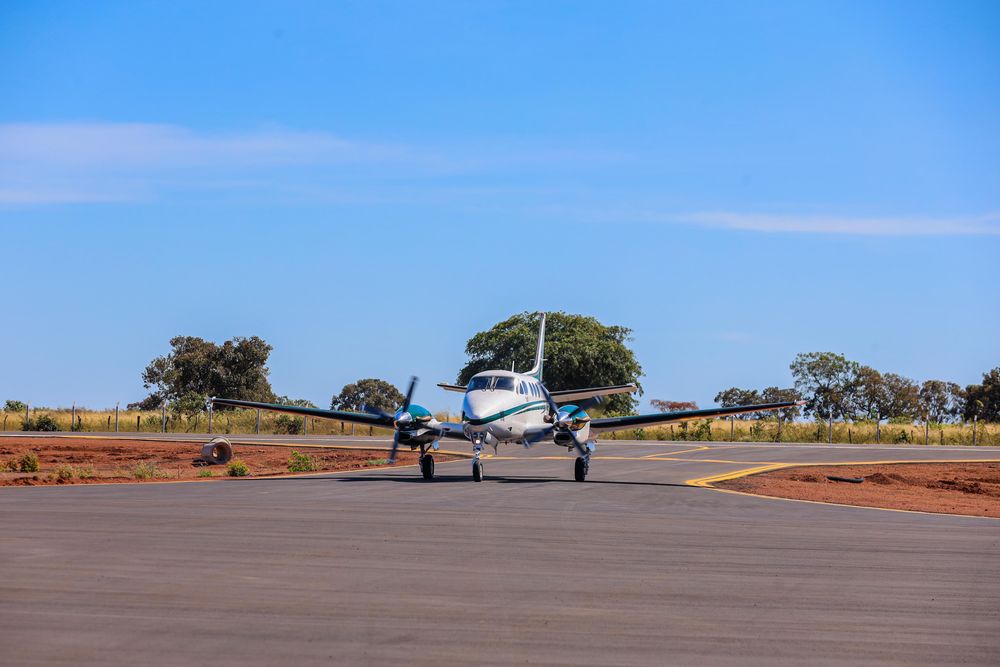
[418, 443, 435, 480]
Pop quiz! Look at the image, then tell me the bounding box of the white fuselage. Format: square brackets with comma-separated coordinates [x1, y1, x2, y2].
[461, 370, 591, 448]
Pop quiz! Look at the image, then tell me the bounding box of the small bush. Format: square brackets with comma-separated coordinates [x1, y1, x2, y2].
[22, 414, 60, 432]
[365, 458, 389, 467]
[4, 458, 18, 472]
[76, 465, 96, 479]
[197, 468, 215, 478]
[227, 459, 250, 477]
[55, 465, 75, 481]
[18, 452, 40, 473]
[287, 450, 316, 473]
[132, 461, 167, 480]
[274, 415, 303, 435]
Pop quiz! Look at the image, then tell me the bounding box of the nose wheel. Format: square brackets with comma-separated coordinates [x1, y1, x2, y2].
[471, 439, 485, 482]
[574, 455, 589, 482]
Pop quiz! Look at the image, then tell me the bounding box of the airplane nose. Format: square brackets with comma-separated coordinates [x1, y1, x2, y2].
[462, 392, 502, 423]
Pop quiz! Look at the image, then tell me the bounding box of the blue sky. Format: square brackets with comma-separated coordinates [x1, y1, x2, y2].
[1, 0, 998, 413]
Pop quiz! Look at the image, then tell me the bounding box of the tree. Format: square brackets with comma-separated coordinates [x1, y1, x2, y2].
[650, 400, 699, 412]
[919, 380, 963, 423]
[331, 379, 404, 413]
[848, 366, 919, 423]
[275, 396, 318, 409]
[790, 352, 860, 420]
[761, 387, 802, 423]
[457, 312, 643, 414]
[964, 367, 1000, 422]
[713, 387, 762, 419]
[4, 400, 26, 414]
[140, 335, 275, 407]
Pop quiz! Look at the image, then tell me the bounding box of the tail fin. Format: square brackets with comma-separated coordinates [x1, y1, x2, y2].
[526, 312, 546, 380]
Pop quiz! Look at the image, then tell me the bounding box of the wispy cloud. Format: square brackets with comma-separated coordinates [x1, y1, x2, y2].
[680, 211, 1000, 236]
[0, 122, 620, 206]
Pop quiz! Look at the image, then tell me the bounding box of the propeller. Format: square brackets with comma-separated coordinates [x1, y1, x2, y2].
[362, 376, 418, 464]
[524, 384, 599, 456]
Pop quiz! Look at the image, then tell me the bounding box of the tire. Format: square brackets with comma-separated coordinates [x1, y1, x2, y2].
[574, 456, 588, 482]
[421, 455, 435, 480]
[472, 460, 483, 482]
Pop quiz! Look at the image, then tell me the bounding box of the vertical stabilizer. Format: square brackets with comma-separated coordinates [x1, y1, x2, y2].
[526, 312, 546, 380]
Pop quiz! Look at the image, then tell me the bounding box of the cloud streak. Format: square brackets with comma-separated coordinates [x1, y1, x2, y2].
[681, 211, 1000, 236]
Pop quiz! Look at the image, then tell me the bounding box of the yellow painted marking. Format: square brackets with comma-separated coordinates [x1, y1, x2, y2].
[642, 445, 709, 459]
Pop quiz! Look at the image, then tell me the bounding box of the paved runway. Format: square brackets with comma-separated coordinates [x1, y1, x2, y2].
[2, 437, 999, 665]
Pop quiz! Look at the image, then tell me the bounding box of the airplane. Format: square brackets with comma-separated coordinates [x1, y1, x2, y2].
[211, 313, 802, 482]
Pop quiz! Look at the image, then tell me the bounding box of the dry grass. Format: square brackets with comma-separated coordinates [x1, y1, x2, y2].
[3, 408, 997, 446]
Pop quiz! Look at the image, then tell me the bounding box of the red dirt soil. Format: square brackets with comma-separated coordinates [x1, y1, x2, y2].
[0, 437, 458, 485]
[717, 462, 1000, 517]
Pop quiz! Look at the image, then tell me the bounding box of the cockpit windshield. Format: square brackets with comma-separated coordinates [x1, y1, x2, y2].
[467, 376, 517, 392]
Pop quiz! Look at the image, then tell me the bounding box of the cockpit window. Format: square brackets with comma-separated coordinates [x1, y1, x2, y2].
[467, 376, 493, 391]
[467, 376, 518, 392]
[494, 377, 516, 391]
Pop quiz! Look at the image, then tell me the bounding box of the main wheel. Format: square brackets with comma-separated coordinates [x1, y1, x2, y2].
[574, 456, 589, 482]
[472, 460, 483, 482]
[420, 455, 435, 480]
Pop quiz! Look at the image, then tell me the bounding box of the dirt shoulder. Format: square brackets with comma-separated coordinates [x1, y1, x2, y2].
[716, 462, 1000, 518]
[0, 436, 458, 485]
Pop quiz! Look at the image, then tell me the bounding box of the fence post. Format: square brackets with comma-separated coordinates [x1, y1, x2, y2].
[115, 403, 119, 433]
[136, 415, 140, 432]
[71, 402, 76, 432]
[161, 403, 166, 433]
[208, 403, 213, 434]
[303, 416, 308, 436]
[876, 421, 880, 444]
[730, 416, 734, 442]
[828, 414, 833, 443]
[256, 409, 261, 435]
[924, 420, 929, 446]
[972, 415, 977, 446]
[25, 402, 29, 429]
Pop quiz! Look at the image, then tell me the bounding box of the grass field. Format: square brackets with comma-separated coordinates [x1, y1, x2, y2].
[3, 408, 998, 446]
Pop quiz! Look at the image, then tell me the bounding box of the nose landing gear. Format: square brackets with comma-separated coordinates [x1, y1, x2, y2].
[471, 435, 485, 482]
[574, 455, 589, 482]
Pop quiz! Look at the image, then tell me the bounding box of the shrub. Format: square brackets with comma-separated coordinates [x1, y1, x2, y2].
[197, 468, 215, 478]
[76, 465, 96, 479]
[227, 459, 250, 477]
[274, 415, 303, 435]
[365, 458, 389, 466]
[287, 450, 316, 473]
[4, 458, 18, 472]
[132, 461, 167, 480]
[22, 414, 60, 432]
[18, 452, 39, 473]
[55, 465, 75, 481]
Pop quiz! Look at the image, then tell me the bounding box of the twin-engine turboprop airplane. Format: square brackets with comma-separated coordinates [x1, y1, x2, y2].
[211, 313, 802, 482]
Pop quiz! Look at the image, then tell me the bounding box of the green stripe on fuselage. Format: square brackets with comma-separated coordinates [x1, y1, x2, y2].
[465, 400, 547, 426]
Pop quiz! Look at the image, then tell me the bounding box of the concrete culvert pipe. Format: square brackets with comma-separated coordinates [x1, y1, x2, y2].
[201, 437, 233, 465]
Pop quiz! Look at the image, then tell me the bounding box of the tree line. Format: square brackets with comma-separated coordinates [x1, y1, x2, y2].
[710, 352, 999, 424]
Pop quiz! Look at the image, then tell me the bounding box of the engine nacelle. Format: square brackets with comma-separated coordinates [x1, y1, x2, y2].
[201, 437, 234, 465]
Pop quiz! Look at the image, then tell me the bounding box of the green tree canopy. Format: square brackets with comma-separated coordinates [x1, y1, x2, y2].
[331, 379, 404, 413]
[4, 400, 26, 413]
[918, 380, 964, 423]
[790, 352, 860, 420]
[140, 335, 275, 408]
[456, 312, 643, 414]
[964, 367, 1000, 422]
[713, 387, 763, 419]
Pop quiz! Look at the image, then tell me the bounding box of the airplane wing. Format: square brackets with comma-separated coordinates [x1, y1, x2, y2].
[437, 383, 466, 393]
[211, 397, 393, 428]
[549, 383, 637, 403]
[589, 400, 804, 434]
[210, 397, 470, 440]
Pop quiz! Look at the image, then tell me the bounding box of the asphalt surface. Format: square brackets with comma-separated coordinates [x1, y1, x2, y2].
[2, 436, 999, 666]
